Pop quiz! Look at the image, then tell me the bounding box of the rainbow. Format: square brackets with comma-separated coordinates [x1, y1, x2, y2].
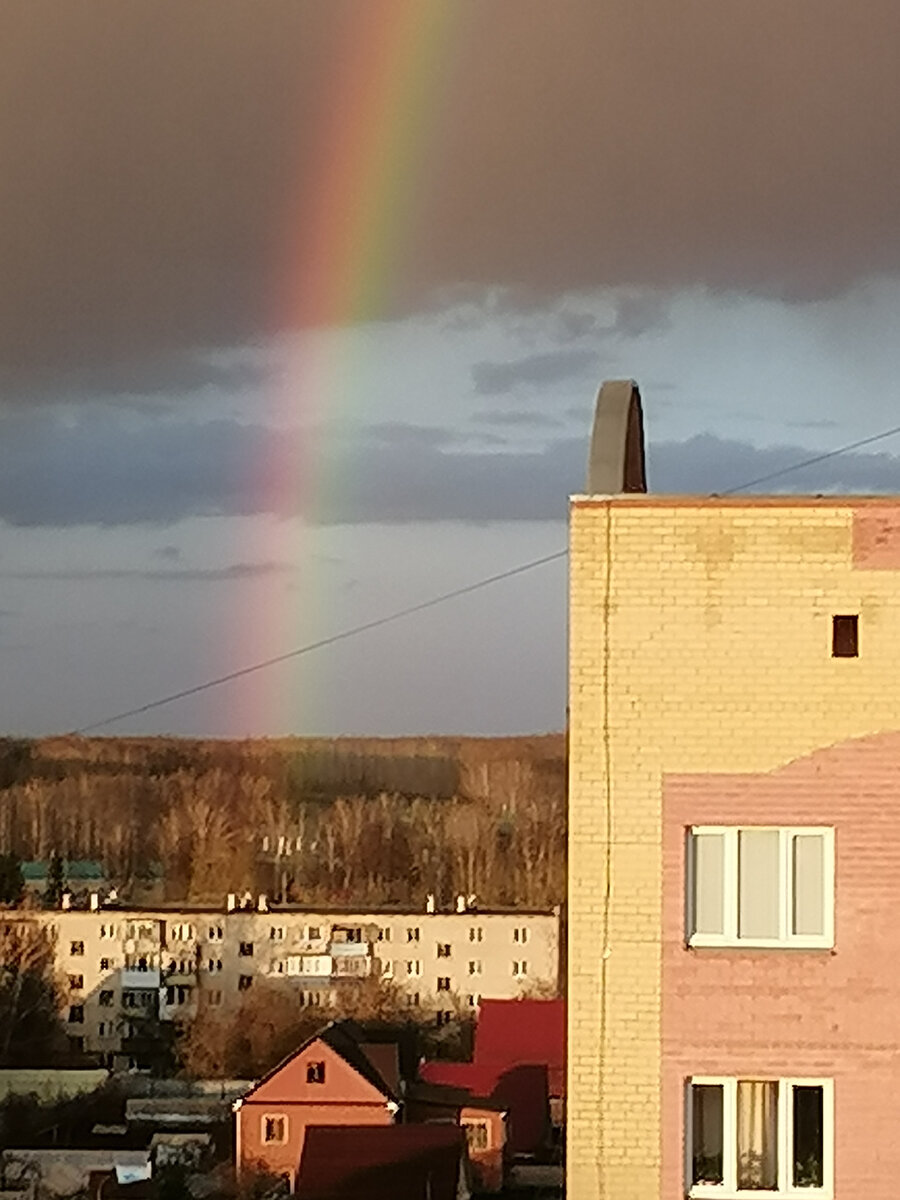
[250, 3, 461, 729]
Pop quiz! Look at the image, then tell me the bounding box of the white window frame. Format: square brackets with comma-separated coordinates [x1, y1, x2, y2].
[686, 1076, 833, 1199]
[261, 1113, 288, 1145]
[407, 959, 422, 976]
[688, 826, 834, 949]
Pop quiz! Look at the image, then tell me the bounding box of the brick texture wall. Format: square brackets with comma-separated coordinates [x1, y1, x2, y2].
[568, 497, 900, 1200]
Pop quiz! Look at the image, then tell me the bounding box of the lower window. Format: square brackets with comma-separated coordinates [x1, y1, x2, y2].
[688, 1077, 832, 1196]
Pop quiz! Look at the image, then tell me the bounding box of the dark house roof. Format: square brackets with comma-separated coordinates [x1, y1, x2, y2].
[240, 1020, 399, 1105]
[296, 1124, 466, 1200]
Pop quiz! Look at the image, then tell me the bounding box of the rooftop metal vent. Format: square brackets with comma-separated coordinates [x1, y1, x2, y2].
[586, 379, 647, 494]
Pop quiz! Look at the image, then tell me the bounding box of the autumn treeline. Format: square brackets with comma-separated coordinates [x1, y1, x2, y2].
[0, 735, 566, 909]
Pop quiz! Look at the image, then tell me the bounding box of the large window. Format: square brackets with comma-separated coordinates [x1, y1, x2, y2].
[688, 1077, 832, 1197]
[688, 827, 834, 948]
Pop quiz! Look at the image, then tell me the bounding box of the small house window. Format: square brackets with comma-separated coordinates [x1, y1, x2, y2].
[468, 960, 482, 975]
[70, 941, 84, 956]
[262, 1114, 287, 1144]
[512, 960, 528, 976]
[407, 960, 422, 976]
[469, 927, 483, 943]
[68, 1005, 84, 1024]
[464, 1122, 489, 1151]
[307, 926, 321, 940]
[306, 1061, 325, 1084]
[99, 957, 112, 972]
[437, 976, 451, 991]
[99, 990, 114, 1006]
[239, 942, 254, 957]
[68, 974, 84, 991]
[208, 990, 223, 1006]
[406, 992, 420, 1007]
[270, 926, 285, 941]
[437, 943, 451, 958]
[513, 927, 530, 944]
[407, 927, 420, 942]
[208, 926, 223, 941]
[832, 614, 858, 657]
[238, 975, 253, 991]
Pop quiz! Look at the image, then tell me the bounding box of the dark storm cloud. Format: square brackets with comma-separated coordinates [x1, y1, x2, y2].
[4, 1, 900, 385]
[2, 408, 900, 528]
[472, 350, 599, 396]
[0, 351, 263, 405]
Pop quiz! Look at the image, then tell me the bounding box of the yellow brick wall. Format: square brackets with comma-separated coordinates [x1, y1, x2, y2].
[567, 496, 900, 1200]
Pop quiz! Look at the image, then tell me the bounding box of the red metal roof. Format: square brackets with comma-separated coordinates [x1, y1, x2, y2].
[296, 1124, 466, 1200]
[473, 998, 566, 1097]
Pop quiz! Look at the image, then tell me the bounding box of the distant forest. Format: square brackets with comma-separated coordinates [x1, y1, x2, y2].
[0, 735, 566, 910]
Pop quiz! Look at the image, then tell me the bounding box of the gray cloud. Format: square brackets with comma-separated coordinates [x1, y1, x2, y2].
[5, 1, 900, 385]
[0, 562, 292, 583]
[613, 293, 672, 339]
[472, 350, 599, 396]
[2, 406, 900, 528]
[471, 410, 566, 429]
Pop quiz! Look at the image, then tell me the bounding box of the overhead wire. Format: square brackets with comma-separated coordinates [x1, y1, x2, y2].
[72, 549, 568, 733]
[71, 418, 900, 733]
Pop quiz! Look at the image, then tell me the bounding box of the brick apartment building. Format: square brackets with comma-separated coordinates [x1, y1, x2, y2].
[568, 380, 900, 1198]
[6, 900, 559, 1064]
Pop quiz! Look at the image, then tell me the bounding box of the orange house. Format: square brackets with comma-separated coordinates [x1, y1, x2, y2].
[234, 1023, 399, 1190]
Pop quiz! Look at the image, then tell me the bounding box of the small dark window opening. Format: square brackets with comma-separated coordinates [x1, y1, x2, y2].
[832, 614, 858, 657]
[306, 1060, 325, 1084]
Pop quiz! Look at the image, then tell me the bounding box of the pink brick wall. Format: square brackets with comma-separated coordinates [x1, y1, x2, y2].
[662, 730, 900, 1197]
[852, 505, 900, 568]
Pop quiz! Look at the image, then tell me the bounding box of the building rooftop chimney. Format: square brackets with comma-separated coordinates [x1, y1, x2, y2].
[586, 380, 647, 494]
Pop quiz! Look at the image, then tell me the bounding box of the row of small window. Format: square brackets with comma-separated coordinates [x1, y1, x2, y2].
[404, 993, 480, 1010]
[399, 959, 528, 978]
[67, 925, 532, 956]
[688, 827, 833, 948]
[395, 927, 528, 944]
[688, 1077, 831, 1196]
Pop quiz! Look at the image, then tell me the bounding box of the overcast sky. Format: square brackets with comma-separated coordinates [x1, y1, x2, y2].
[4, 1, 900, 738]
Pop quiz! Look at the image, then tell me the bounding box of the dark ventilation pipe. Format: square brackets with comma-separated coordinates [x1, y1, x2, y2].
[586, 380, 647, 494]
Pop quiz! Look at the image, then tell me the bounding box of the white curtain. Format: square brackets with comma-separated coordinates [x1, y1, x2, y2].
[737, 1080, 778, 1190]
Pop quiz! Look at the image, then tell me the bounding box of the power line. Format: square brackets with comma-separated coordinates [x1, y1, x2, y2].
[72, 417, 900, 734]
[721, 422, 900, 494]
[73, 548, 568, 734]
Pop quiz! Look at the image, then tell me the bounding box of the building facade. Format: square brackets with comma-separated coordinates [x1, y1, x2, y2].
[568, 384, 900, 1198]
[8, 901, 559, 1063]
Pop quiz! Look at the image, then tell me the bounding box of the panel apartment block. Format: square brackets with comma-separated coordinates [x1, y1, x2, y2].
[568, 494, 900, 1200]
[11, 904, 559, 1062]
